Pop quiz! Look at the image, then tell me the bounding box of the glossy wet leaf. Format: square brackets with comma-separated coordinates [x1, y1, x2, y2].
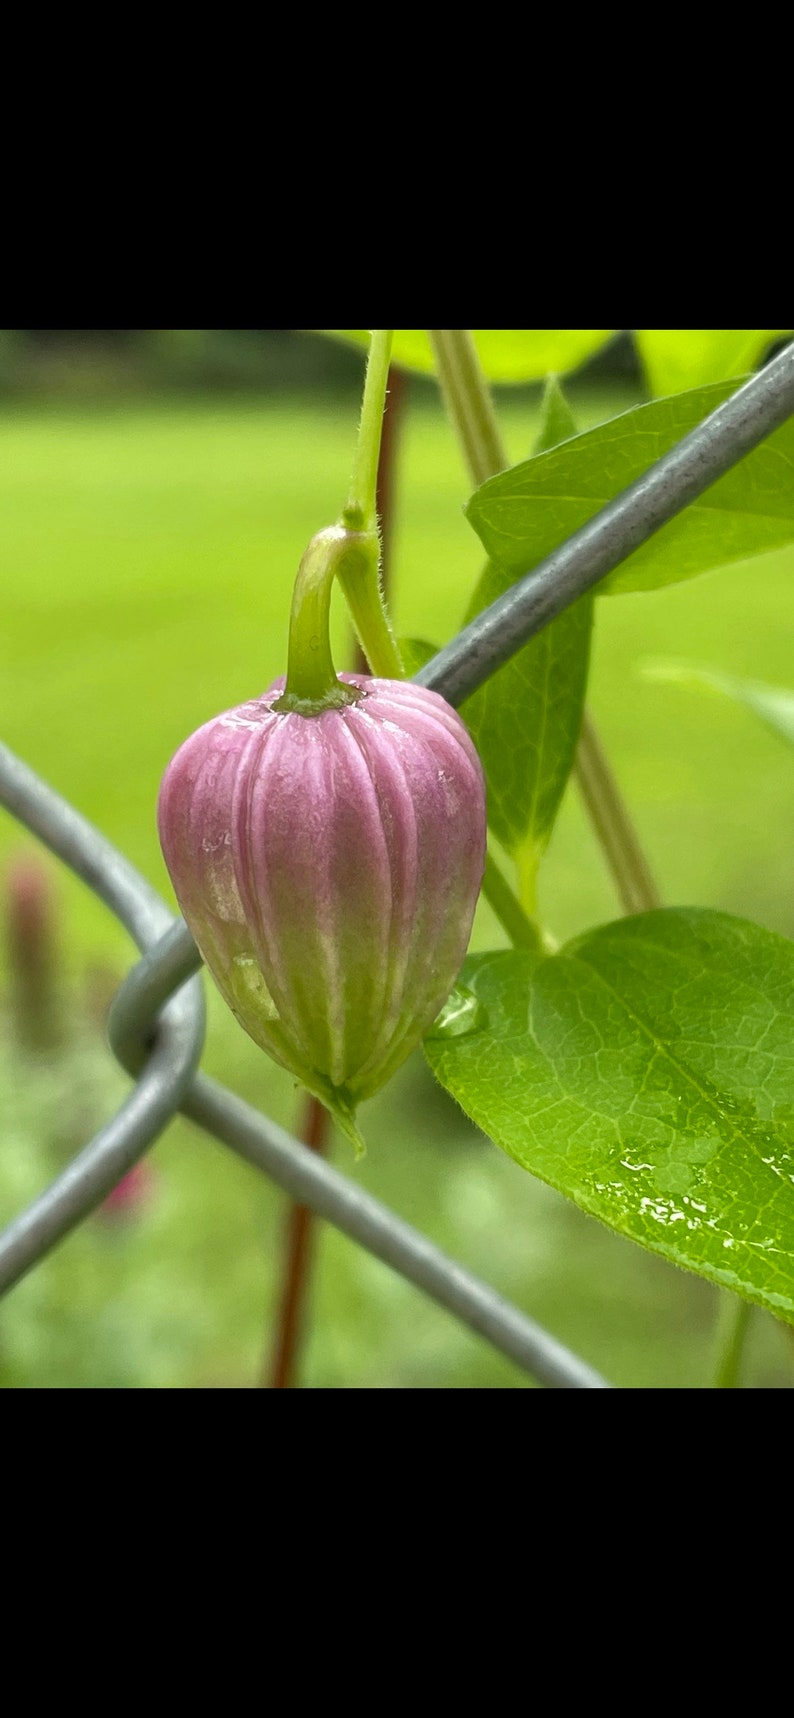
[643, 661, 794, 750]
[635, 329, 791, 397]
[466, 379, 794, 596]
[320, 329, 616, 383]
[425, 909, 794, 1319]
[461, 379, 592, 903]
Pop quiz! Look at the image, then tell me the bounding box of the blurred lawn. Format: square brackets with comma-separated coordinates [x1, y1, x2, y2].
[2, 385, 793, 1388]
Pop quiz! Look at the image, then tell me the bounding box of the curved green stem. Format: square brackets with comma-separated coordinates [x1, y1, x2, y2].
[279, 333, 402, 711]
[276, 528, 363, 711]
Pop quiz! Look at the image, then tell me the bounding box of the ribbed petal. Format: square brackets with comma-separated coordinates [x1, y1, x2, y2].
[157, 698, 295, 1071]
[158, 673, 486, 1110]
[341, 684, 486, 1094]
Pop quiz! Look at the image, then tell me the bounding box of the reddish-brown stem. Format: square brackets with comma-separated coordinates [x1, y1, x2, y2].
[4, 852, 62, 1052]
[266, 1093, 331, 1388]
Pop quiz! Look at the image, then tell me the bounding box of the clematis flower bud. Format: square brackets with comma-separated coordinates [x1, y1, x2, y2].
[158, 673, 486, 1150]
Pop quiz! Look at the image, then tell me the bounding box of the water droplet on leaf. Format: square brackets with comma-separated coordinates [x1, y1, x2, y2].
[425, 983, 487, 1042]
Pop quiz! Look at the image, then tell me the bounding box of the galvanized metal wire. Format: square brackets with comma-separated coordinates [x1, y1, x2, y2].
[2, 346, 794, 1387]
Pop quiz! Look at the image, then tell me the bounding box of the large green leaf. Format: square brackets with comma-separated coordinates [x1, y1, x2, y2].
[635, 330, 791, 397]
[466, 380, 794, 596]
[644, 661, 794, 749]
[425, 909, 794, 1318]
[321, 330, 616, 383]
[461, 379, 592, 905]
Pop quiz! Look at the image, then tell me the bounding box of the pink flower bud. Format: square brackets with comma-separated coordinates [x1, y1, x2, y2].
[158, 674, 486, 1141]
[100, 1161, 157, 1220]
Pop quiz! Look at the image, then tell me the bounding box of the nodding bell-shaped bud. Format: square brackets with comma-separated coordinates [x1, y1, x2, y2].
[158, 673, 486, 1151]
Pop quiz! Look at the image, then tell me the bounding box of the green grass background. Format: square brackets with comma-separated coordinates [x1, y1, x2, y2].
[2, 382, 793, 1388]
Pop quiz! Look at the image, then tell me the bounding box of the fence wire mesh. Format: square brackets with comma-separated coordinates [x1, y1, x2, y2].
[3, 346, 794, 1387]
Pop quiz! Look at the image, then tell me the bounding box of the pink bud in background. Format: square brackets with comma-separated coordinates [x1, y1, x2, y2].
[100, 1160, 158, 1220]
[158, 674, 486, 1143]
[4, 852, 62, 1052]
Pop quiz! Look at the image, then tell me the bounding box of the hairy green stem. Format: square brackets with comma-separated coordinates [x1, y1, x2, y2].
[711, 1294, 752, 1388]
[343, 330, 394, 531]
[337, 332, 404, 679]
[336, 543, 404, 680]
[352, 364, 406, 679]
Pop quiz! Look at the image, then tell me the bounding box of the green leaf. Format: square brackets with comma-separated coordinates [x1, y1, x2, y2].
[425, 909, 794, 1319]
[635, 330, 791, 397]
[398, 636, 438, 677]
[461, 598, 592, 899]
[320, 330, 616, 383]
[643, 661, 794, 749]
[461, 378, 592, 905]
[531, 374, 579, 453]
[466, 380, 794, 596]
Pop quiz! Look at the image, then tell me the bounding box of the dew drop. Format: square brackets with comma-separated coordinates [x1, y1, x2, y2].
[425, 983, 488, 1042]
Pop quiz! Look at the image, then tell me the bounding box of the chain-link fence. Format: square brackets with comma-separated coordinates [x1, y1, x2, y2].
[3, 346, 794, 1387]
